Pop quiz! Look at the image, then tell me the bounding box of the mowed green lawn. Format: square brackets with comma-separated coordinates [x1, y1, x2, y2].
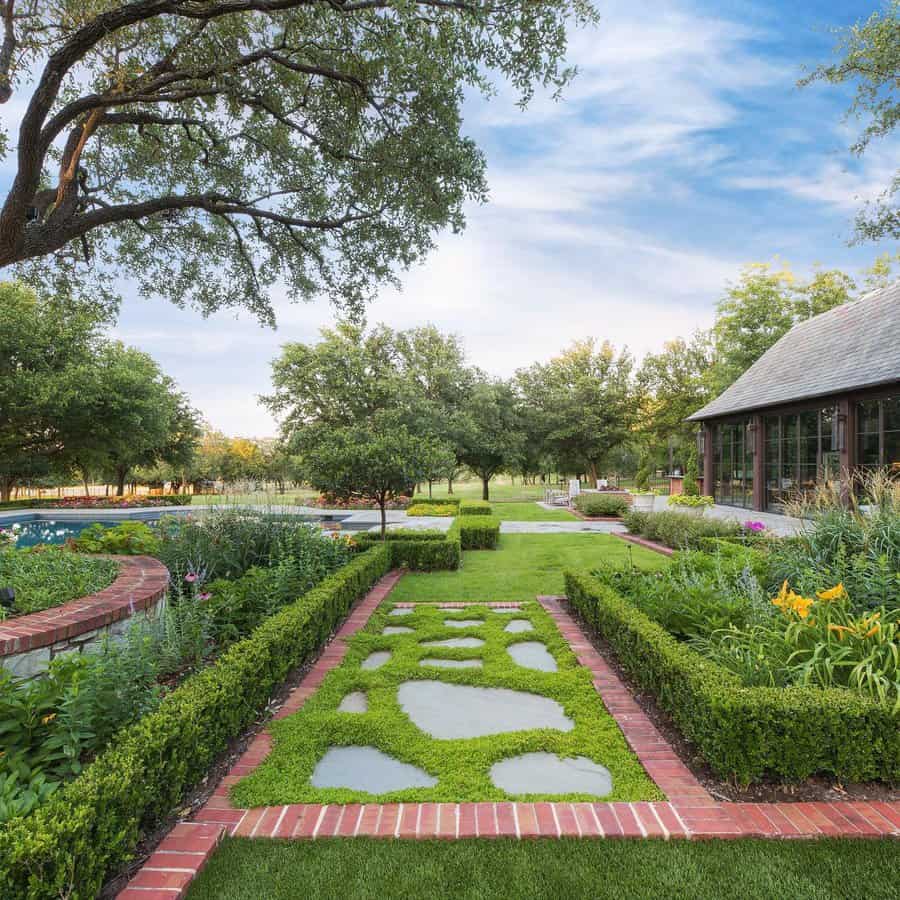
[187, 837, 899, 900]
[490, 501, 576, 522]
[389, 533, 665, 603]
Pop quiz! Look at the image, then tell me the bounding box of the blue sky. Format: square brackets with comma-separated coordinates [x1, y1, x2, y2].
[7, 1, 898, 435]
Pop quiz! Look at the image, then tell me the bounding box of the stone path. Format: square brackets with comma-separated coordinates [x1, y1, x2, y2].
[118, 574, 899, 900]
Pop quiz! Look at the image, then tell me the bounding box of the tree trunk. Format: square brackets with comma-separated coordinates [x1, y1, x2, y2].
[482, 476, 490, 501]
[427, 479, 433, 499]
[116, 467, 127, 496]
[0, 477, 13, 503]
[589, 461, 599, 487]
[379, 501, 387, 538]
[447, 476, 454, 494]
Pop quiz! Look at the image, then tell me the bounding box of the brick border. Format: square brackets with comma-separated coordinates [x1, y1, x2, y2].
[0, 555, 169, 656]
[119, 580, 899, 899]
[614, 532, 674, 556]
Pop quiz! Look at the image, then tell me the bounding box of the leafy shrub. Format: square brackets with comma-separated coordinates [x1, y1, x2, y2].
[0, 546, 392, 898]
[410, 496, 460, 508]
[623, 510, 742, 550]
[405, 503, 455, 517]
[667, 493, 713, 509]
[459, 500, 492, 516]
[565, 570, 900, 784]
[0, 549, 118, 619]
[73, 521, 161, 556]
[457, 516, 500, 550]
[574, 493, 629, 517]
[682, 447, 700, 496]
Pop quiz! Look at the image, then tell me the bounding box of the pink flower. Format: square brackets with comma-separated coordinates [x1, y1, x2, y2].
[184, 572, 197, 583]
[198, 592, 211, 601]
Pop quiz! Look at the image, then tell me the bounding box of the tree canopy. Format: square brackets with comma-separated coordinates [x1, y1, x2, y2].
[0, 0, 593, 323]
[801, 1, 900, 241]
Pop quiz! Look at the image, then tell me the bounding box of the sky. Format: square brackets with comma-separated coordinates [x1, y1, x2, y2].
[5, 0, 899, 436]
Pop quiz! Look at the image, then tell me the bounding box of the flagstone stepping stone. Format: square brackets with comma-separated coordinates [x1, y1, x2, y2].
[444, 619, 483, 628]
[490, 752, 612, 797]
[383, 626, 414, 635]
[397, 681, 573, 739]
[420, 658, 482, 669]
[508, 641, 557, 672]
[389, 608, 413, 616]
[338, 691, 368, 713]
[310, 746, 437, 792]
[421, 637, 485, 648]
[361, 651, 391, 670]
[504, 619, 534, 633]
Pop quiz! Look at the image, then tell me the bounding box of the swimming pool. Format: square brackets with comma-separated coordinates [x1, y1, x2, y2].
[0, 515, 147, 548]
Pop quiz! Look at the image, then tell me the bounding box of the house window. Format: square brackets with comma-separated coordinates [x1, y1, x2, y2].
[857, 395, 900, 471]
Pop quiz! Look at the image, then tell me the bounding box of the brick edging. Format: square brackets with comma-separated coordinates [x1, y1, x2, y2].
[614, 532, 674, 556]
[0, 555, 169, 656]
[119, 580, 900, 897]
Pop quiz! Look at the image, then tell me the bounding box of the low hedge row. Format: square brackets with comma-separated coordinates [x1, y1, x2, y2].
[355, 528, 461, 570]
[410, 496, 460, 508]
[0, 545, 393, 899]
[564, 571, 899, 784]
[405, 503, 455, 517]
[459, 500, 492, 516]
[457, 516, 500, 550]
[574, 493, 629, 517]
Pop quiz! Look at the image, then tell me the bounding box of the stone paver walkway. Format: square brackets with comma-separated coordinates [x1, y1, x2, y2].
[118, 575, 899, 900]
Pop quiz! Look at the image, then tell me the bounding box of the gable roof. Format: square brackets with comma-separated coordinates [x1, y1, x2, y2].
[688, 280, 900, 421]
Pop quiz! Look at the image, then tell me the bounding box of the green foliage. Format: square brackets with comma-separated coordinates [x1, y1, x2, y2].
[406, 503, 456, 517]
[411, 496, 461, 508]
[457, 517, 500, 550]
[667, 494, 713, 509]
[573, 493, 629, 517]
[458, 500, 492, 516]
[623, 510, 742, 549]
[0, 549, 118, 618]
[682, 447, 700, 496]
[355, 527, 461, 571]
[565, 571, 900, 783]
[0, 546, 391, 898]
[232, 602, 660, 807]
[73, 521, 161, 556]
[800, 1, 900, 241]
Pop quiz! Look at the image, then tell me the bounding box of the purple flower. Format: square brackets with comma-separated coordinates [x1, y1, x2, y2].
[743, 521, 766, 532]
[198, 592, 211, 601]
[184, 572, 197, 583]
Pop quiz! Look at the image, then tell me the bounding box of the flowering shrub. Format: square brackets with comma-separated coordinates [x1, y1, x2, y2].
[39, 495, 192, 509]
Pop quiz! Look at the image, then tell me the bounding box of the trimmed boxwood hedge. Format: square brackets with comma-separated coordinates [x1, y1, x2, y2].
[457, 516, 500, 550]
[355, 528, 461, 570]
[459, 500, 492, 516]
[0, 545, 392, 900]
[564, 571, 900, 785]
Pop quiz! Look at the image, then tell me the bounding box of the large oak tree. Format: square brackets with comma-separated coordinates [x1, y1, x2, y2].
[0, 0, 592, 322]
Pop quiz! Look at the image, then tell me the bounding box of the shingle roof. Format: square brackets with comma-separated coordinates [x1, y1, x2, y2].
[688, 280, 900, 421]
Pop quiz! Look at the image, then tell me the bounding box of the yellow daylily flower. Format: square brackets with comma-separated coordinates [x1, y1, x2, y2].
[816, 583, 847, 602]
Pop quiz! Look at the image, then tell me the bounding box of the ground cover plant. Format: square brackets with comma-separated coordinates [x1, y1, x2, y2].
[74, 520, 161, 556]
[0, 546, 118, 619]
[389, 534, 667, 604]
[0, 547, 392, 898]
[231, 601, 660, 806]
[187, 836, 900, 900]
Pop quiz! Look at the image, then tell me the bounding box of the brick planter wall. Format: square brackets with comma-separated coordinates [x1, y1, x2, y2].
[0, 555, 169, 679]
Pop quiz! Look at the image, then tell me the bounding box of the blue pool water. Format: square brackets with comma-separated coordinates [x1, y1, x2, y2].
[0, 516, 150, 548]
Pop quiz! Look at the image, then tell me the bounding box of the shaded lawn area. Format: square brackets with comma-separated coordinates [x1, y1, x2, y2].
[187, 837, 899, 900]
[389, 534, 666, 603]
[490, 501, 576, 522]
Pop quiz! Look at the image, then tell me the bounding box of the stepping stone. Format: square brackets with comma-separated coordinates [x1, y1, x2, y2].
[383, 626, 414, 635]
[389, 608, 413, 616]
[419, 658, 482, 669]
[421, 637, 484, 648]
[504, 619, 534, 633]
[338, 691, 368, 713]
[310, 746, 436, 792]
[490, 752, 612, 798]
[361, 651, 391, 670]
[508, 641, 557, 672]
[444, 619, 483, 628]
[398, 681, 574, 739]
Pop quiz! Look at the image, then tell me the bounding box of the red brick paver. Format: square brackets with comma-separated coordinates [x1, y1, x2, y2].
[120, 583, 899, 899]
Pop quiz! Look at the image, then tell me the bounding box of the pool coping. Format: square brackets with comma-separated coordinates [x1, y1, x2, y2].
[117, 577, 900, 900]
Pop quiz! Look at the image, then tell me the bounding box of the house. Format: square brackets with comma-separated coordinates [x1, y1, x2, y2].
[688, 281, 900, 512]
